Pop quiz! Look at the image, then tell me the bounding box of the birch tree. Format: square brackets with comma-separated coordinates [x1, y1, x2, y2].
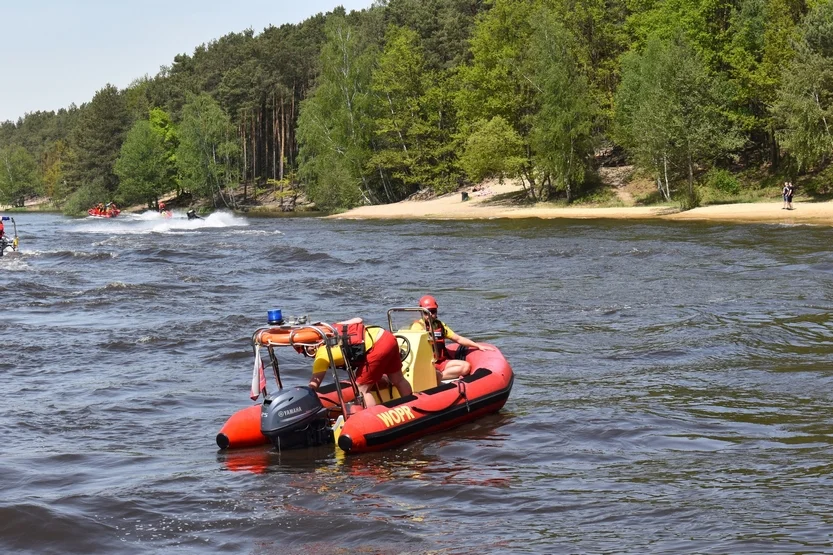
[527, 10, 595, 203]
[297, 15, 376, 210]
[614, 34, 742, 206]
[773, 0, 833, 170]
[114, 120, 170, 207]
[177, 93, 240, 207]
[0, 145, 38, 206]
[367, 25, 426, 197]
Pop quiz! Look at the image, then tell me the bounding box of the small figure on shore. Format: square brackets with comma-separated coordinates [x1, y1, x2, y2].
[782, 181, 795, 210]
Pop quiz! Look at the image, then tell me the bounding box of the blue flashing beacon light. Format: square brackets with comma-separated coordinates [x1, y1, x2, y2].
[267, 309, 284, 325]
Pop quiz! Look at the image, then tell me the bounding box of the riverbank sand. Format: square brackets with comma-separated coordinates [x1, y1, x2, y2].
[329, 182, 833, 226]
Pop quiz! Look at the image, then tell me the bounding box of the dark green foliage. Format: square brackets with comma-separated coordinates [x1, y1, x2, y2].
[365, 24, 466, 197]
[4, 0, 833, 212]
[773, 1, 833, 170]
[114, 120, 171, 206]
[679, 185, 702, 210]
[799, 163, 833, 197]
[381, 0, 489, 70]
[455, 0, 536, 135]
[414, 71, 465, 192]
[177, 93, 241, 207]
[527, 8, 596, 202]
[614, 34, 743, 203]
[459, 116, 525, 184]
[65, 84, 131, 195]
[0, 145, 39, 206]
[366, 25, 426, 198]
[297, 15, 376, 209]
[455, 0, 545, 198]
[41, 139, 72, 202]
[148, 108, 180, 191]
[544, 0, 629, 125]
[703, 168, 741, 194]
[63, 181, 109, 216]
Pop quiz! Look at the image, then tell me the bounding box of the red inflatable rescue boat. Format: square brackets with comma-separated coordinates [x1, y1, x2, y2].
[217, 307, 514, 455]
[87, 206, 120, 218]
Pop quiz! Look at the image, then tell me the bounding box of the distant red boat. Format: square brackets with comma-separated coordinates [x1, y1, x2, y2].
[88, 206, 120, 218]
[216, 307, 514, 455]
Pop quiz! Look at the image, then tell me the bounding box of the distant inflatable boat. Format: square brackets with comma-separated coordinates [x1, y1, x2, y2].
[87, 208, 120, 218]
[217, 307, 514, 455]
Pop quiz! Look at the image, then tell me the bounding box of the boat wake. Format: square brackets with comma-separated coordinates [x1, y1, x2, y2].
[72, 211, 249, 234]
[0, 254, 30, 270]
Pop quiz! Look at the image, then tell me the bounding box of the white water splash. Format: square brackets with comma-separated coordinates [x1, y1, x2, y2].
[223, 228, 284, 236]
[71, 210, 249, 234]
[23, 249, 117, 259]
[0, 253, 30, 270]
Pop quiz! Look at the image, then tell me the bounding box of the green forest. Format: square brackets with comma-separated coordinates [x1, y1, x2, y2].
[2, 0, 833, 214]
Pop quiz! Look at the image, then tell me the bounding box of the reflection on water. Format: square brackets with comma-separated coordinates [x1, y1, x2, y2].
[2, 213, 833, 553]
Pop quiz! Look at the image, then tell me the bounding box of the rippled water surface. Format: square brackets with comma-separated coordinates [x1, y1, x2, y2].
[2, 211, 833, 554]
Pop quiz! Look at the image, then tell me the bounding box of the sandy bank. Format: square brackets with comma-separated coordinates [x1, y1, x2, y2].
[329, 182, 833, 226]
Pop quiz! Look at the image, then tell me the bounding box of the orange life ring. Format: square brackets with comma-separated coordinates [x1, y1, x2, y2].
[256, 325, 334, 346]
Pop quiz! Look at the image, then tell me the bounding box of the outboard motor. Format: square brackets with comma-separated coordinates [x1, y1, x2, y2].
[260, 386, 334, 449]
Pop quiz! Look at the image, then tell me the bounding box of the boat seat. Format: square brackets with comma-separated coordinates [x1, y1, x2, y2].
[395, 329, 439, 393]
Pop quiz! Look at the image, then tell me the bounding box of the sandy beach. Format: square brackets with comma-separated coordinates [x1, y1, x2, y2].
[330, 182, 833, 226]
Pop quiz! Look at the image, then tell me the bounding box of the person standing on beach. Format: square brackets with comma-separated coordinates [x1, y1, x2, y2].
[782, 182, 790, 209]
[786, 182, 795, 210]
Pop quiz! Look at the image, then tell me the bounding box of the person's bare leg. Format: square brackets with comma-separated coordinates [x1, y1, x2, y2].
[440, 360, 472, 380]
[357, 383, 377, 408]
[388, 370, 412, 397]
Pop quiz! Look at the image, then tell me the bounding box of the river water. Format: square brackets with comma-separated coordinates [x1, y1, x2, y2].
[1, 211, 832, 554]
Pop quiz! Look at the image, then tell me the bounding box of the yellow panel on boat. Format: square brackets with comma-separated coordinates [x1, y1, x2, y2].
[333, 415, 345, 451]
[395, 329, 438, 393]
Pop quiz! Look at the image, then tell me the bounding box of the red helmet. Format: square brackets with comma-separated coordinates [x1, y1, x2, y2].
[159, 202, 166, 209]
[419, 295, 438, 311]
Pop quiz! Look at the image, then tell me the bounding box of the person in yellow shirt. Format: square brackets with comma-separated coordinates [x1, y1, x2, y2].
[411, 295, 494, 381]
[308, 321, 412, 408]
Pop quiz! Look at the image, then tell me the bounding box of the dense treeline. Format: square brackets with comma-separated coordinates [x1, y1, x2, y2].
[2, 0, 833, 213]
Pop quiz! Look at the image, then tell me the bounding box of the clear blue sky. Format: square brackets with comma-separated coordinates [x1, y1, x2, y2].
[0, 0, 375, 122]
